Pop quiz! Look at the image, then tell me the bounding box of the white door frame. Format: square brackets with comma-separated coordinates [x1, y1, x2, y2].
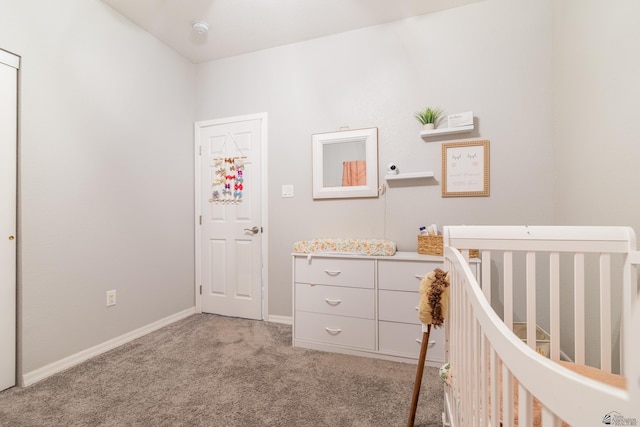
[194, 113, 268, 318]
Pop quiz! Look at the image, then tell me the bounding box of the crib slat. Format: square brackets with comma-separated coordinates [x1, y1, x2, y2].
[504, 251, 513, 329]
[467, 299, 476, 425]
[621, 251, 637, 375]
[600, 253, 612, 372]
[449, 268, 458, 426]
[574, 253, 585, 365]
[470, 306, 477, 425]
[518, 383, 533, 427]
[463, 292, 472, 425]
[541, 406, 561, 427]
[473, 316, 485, 427]
[502, 364, 514, 426]
[452, 268, 462, 426]
[482, 250, 492, 302]
[490, 349, 499, 427]
[526, 252, 537, 349]
[481, 335, 489, 426]
[550, 252, 560, 360]
[456, 286, 463, 427]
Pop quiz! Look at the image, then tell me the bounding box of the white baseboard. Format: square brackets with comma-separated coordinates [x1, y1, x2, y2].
[267, 314, 292, 325]
[22, 307, 196, 387]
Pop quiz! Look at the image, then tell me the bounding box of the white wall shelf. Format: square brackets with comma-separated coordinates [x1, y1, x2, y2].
[385, 171, 434, 181]
[420, 124, 474, 140]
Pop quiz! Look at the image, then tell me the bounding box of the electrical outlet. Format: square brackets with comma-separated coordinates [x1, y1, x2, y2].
[106, 290, 116, 307]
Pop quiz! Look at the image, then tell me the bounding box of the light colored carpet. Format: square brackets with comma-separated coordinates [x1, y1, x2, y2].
[0, 314, 443, 426]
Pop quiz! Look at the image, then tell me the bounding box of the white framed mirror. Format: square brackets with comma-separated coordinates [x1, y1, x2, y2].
[312, 127, 378, 199]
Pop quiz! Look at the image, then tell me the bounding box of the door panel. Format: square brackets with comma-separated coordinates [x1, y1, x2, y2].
[197, 116, 264, 320]
[0, 50, 18, 392]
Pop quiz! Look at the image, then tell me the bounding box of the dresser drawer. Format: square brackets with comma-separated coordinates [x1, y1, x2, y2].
[295, 311, 375, 350]
[378, 321, 445, 362]
[295, 283, 374, 319]
[294, 257, 374, 288]
[378, 260, 439, 292]
[378, 290, 420, 324]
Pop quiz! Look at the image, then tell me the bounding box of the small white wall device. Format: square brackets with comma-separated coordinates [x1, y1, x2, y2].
[387, 163, 398, 175]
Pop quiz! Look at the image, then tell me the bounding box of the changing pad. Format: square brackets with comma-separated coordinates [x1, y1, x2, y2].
[293, 238, 397, 256]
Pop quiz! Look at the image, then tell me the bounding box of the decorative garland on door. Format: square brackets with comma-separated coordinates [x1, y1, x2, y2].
[209, 133, 246, 204]
[210, 157, 244, 203]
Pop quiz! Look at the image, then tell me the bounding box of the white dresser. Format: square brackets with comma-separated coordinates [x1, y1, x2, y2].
[292, 252, 478, 366]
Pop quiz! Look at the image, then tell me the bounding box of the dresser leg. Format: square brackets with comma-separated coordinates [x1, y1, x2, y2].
[407, 325, 431, 427]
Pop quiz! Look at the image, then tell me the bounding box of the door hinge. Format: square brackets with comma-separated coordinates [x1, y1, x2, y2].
[199, 285, 202, 295]
[199, 215, 202, 225]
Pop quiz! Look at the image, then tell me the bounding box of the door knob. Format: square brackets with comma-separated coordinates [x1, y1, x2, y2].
[244, 226, 260, 234]
[8, 236, 15, 241]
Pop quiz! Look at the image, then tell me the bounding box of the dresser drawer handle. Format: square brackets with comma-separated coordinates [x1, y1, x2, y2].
[415, 306, 419, 311]
[325, 327, 342, 335]
[414, 274, 424, 280]
[416, 339, 436, 346]
[324, 270, 342, 276]
[324, 298, 342, 306]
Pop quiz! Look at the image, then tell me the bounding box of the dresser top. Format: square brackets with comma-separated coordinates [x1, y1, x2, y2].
[292, 251, 441, 261]
[292, 251, 480, 262]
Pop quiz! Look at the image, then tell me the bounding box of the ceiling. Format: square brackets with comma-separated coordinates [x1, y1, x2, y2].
[100, 0, 482, 64]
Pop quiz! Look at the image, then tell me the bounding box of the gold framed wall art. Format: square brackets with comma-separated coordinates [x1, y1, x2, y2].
[442, 140, 490, 197]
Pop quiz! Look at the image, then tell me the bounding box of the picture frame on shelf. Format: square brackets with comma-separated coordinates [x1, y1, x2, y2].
[441, 140, 490, 197]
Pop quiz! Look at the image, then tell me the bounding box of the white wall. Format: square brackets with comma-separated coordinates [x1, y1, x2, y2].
[196, 0, 555, 317]
[553, 1, 640, 231]
[553, 0, 640, 367]
[0, 0, 196, 376]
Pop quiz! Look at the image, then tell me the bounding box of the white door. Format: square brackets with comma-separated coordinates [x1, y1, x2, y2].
[0, 49, 19, 392]
[195, 114, 266, 320]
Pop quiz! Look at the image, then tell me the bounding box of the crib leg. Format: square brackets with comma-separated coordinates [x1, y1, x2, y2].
[407, 325, 431, 427]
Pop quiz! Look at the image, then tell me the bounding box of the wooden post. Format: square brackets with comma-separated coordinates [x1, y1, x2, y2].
[407, 325, 431, 427]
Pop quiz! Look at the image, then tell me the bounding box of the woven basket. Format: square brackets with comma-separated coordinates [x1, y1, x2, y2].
[417, 235, 479, 258]
[418, 235, 444, 255]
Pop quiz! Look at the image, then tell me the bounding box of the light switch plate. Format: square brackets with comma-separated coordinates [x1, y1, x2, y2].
[282, 185, 294, 198]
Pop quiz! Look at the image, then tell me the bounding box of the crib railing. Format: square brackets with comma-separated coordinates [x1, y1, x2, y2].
[442, 226, 639, 426]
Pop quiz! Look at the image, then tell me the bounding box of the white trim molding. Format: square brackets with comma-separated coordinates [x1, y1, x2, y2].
[267, 315, 292, 325]
[0, 49, 20, 69]
[22, 307, 195, 386]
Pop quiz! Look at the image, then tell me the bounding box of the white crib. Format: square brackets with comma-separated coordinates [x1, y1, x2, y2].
[442, 226, 640, 427]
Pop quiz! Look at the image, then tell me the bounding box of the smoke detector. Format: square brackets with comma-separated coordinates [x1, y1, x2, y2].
[192, 21, 209, 35]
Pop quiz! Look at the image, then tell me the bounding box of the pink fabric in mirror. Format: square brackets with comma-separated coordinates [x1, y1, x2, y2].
[342, 160, 366, 186]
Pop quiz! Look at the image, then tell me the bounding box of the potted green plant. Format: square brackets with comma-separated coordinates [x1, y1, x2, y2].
[415, 107, 444, 130]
